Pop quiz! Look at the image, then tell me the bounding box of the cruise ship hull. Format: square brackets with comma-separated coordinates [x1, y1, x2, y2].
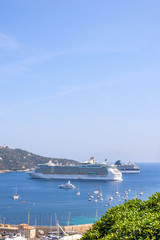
[119, 170, 140, 174]
[27, 169, 122, 181]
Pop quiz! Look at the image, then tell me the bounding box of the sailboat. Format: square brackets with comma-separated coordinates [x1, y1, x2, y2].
[140, 186, 143, 196]
[12, 187, 20, 199]
[109, 196, 113, 201]
[133, 191, 137, 200]
[67, 212, 70, 226]
[76, 184, 80, 195]
[95, 208, 98, 220]
[93, 185, 99, 194]
[56, 219, 82, 240]
[98, 187, 103, 201]
[115, 184, 119, 195]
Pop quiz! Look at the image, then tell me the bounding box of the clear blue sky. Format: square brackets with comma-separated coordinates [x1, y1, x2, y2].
[0, 0, 160, 162]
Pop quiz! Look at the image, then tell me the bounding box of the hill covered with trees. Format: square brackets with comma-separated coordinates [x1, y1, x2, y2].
[0, 145, 79, 171]
[81, 192, 160, 240]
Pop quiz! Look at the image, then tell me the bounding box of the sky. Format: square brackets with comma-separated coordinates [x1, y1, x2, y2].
[0, 0, 160, 163]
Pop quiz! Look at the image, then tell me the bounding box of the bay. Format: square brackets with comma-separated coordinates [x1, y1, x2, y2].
[0, 163, 160, 226]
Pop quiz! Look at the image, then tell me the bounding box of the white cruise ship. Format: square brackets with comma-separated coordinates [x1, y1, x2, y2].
[114, 160, 140, 173]
[27, 157, 122, 181]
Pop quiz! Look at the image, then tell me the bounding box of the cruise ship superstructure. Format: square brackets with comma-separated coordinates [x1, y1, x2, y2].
[27, 157, 122, 181]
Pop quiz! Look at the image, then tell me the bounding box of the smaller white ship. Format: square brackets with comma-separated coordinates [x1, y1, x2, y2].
[58, 181, 76, 189]
[12, 187, 20, 200]
[115, 160, 140, 173]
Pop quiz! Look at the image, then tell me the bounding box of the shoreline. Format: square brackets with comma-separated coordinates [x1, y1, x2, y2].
[0, 169, 31, 174]
[0, 223, 93, 236]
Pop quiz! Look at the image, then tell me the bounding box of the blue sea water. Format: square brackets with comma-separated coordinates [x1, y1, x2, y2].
[0, 163, 160, 226]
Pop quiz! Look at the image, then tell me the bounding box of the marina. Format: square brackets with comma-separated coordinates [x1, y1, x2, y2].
[0, 163, 159, 227]
[0, 223, 90, 240]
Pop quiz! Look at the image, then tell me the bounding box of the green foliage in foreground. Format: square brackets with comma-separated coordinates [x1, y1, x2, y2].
[81, 192, 160, 240]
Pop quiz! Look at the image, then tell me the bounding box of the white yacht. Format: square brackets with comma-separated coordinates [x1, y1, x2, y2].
[58, 181, 76, 189]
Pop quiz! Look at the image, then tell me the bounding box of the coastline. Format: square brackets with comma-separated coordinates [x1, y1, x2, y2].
[0, 169, 31, 174]
[0, 223, 92, 238]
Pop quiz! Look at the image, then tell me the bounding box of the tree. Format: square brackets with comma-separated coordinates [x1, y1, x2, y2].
[81, 192, 160, 240]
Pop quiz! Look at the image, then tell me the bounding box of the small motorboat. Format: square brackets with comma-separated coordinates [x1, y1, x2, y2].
[58, 181, 76, 189]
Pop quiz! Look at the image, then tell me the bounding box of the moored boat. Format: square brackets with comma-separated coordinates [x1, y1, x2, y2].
[5, 233, 26, 240]
[12, 187, 20, 200]
[58, 181, 76, 189]
[76, 184, 80, 195]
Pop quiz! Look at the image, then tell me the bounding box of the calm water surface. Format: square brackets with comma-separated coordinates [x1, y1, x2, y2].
[0, 163, 160, 226]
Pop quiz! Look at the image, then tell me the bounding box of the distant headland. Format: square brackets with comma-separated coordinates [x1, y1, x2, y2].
[0, 145, 79, 172]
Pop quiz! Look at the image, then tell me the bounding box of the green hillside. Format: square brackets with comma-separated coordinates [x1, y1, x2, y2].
[0, 146, 79, 171]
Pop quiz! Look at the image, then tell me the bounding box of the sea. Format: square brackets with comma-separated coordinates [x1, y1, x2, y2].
[0, 163, 160, 227]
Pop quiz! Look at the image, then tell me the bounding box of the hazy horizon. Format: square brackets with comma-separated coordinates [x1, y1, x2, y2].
[0, 1, 160, 163]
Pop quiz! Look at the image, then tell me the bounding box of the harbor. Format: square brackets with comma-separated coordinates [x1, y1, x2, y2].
[0, 162, 159, 228]
[0, 223, 92, 239]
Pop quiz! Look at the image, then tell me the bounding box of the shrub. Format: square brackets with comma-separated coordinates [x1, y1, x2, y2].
[81, 192, 160, 240]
